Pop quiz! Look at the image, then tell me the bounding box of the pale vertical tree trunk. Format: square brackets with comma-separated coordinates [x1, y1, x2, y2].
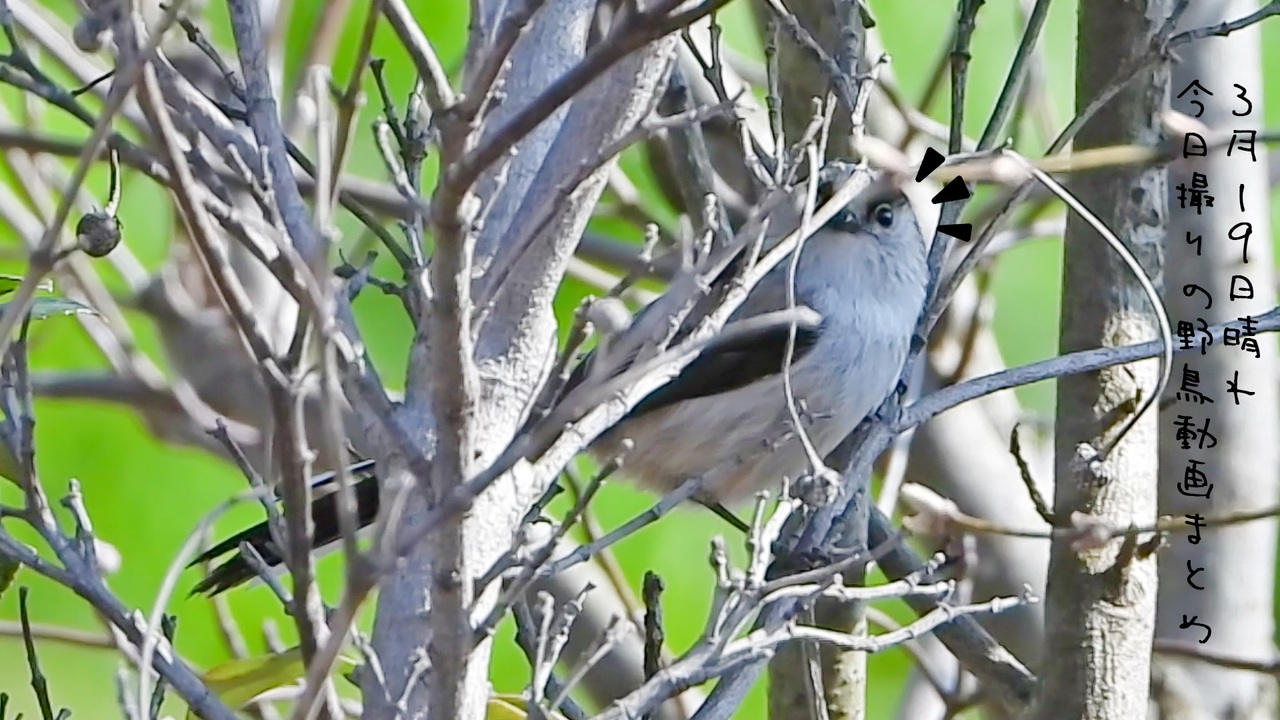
[362, 0, 679, 713]
[1155, 1, 1279, 717]
[1035, 1, 1170, 717]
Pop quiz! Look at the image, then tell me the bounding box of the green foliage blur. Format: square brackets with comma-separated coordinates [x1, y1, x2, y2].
[1, 0, 1279, 718]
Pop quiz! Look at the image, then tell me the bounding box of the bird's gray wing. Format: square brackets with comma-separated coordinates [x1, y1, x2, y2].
[626, 318, 821, 416]
[563, 294, 823, 421]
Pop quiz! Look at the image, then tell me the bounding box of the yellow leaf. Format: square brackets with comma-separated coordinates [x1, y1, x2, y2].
[188, 648, 358, 718]
[487, 694, 570, 720]
[0, 555, 17, 598]
[487, 696, 528, 720]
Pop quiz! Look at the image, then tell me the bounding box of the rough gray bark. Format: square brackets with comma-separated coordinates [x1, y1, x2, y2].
[1155, 1, 1279, 717]
[338, 5, 691, 720]
[1034, 1, 1170, 717]
[364, 22, 679, 717]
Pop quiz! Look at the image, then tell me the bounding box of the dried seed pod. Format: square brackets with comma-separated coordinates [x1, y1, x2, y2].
[72, 15, 111, 53]
[75, 211, 122, 257]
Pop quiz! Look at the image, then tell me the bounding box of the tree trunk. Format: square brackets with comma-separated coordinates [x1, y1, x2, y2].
[1034, 0, 1170, 717]
[362, 3, 679, 715]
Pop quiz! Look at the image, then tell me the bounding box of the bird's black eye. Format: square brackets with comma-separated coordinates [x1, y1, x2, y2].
[871, 202, 895, 228]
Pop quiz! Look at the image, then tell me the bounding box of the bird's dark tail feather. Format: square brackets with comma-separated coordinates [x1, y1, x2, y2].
[694, 497, 751, 534]
[189, 463, 380, 596]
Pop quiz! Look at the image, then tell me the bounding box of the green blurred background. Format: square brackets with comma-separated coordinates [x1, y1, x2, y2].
[1, 0, 1278, 717]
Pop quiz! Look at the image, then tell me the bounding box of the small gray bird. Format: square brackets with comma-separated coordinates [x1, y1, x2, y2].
[190, 165, 931, 595]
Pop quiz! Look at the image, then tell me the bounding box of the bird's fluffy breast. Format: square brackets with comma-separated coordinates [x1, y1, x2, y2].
[589, 309, 912, 504]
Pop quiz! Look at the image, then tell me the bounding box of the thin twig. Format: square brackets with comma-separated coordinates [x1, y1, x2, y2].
[18, 587, 65, 720]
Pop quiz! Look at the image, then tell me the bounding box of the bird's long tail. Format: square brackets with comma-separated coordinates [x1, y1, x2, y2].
[189, 463, 752, 596]
[188, 460, 381, 596]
